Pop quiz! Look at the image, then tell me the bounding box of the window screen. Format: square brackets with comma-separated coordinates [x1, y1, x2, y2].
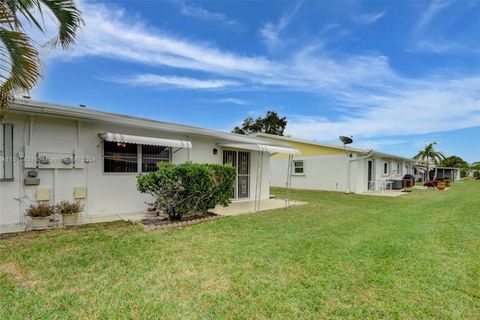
[141, 145, 171, 172]
[104, 141, 138, 173]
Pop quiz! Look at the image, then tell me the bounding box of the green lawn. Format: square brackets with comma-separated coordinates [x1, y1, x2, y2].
[1, 182, 479, 319]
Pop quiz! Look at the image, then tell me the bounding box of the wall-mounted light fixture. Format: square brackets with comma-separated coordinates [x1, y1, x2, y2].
[213, 148, 218, 155]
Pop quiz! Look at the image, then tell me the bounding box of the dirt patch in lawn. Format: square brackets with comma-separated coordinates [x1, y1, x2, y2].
[139, 212, 222, 231]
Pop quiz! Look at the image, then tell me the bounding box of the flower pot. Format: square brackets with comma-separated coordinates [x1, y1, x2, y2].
[62, 213, 79, 226]
[145, 210, 159, 218]
[437, 185, 446, 191]
[31, 216, 51, 230]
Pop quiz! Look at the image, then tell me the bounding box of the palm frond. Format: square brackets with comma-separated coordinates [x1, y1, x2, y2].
[0, 27, 41, 118]
[7, 0, 83, 49]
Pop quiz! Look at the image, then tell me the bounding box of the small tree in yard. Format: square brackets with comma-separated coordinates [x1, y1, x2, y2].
[137, 162, 236, 220]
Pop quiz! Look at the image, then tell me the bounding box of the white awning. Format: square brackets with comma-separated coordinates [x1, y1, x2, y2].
[219, 143, 300, 155]
[100, 133, 192, 148]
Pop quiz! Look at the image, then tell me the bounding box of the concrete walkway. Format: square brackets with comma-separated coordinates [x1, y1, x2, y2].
[212, 198, 305, 216]
[360, 191, 408, 197]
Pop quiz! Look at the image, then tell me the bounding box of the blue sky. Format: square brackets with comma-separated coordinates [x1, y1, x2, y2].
[33, 0, 480, 162]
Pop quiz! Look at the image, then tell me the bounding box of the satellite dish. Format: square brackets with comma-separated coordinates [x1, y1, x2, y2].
[339, 136, 353, 145]
[339, 136, 354, 158]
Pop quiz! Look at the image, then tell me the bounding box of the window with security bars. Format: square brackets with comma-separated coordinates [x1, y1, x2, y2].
[104, 141, 138, 173]
[104, 142, 172, 173]
[141, 145, 171, 172]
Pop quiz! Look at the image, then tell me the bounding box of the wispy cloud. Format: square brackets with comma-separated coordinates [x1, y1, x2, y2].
[45, 1, 480, 141]
[409, 0, 479, 54]
[416, 0, 452, 32]
[216, 98, 248, 105]
[353, 11, 385, 25]
[174, 1, 237, 25]
[108, 74, 240, 89]
[260, 2, 302, 49]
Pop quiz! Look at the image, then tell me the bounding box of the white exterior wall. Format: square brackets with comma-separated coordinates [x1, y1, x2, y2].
[270, 154, 413, 194]
[0, 114, 270, 228]
[270, 154, 352, 192]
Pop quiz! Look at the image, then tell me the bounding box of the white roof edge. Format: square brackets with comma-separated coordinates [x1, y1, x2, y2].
[255, 133, 415, 162]
[254, 132, 365, 153]
[9, 100, 286, 146]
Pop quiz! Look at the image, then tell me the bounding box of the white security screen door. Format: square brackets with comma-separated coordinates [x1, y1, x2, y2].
[223, 149, 250, 199]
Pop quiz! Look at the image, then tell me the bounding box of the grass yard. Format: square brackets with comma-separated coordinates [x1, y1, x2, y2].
[1, 182, 479, 319]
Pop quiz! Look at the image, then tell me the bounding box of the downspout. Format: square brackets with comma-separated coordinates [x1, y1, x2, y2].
[347, 151, 374, 193]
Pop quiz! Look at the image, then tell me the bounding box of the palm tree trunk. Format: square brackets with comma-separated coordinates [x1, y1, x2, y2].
[426, 162, 429, 182]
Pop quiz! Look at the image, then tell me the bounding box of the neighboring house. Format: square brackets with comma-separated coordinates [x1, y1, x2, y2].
[256, 133, 416, 194]
[413, 162, 461, 182]
[0, 100, 298, 232]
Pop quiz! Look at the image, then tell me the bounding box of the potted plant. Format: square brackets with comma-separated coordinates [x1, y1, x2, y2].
[145, 202, 159, 217]
[437, 181, 447, 190]
[56, 201, 82, 226]
[27, 203, 55, 230]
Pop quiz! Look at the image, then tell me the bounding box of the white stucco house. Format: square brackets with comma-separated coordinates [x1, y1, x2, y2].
[256, 134, 416, 194]
[0, 100, 298, 232]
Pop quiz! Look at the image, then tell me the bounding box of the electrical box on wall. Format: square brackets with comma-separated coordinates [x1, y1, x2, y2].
[24, 146, 37, 169]
[37, 152, 75, 169]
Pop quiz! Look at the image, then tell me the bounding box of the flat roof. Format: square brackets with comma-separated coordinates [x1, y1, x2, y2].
[255, 132, 415, 162]
[8, 99, 290, 147]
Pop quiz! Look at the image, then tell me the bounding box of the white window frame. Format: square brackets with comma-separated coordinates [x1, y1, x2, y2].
[292, 160, 305, 175]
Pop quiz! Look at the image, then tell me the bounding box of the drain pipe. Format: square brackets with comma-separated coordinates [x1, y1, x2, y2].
[347, 151, 373, 193]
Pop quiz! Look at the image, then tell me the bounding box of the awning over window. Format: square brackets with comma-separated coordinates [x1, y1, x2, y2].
[219, 143, 300, 155]
[100, 133, 192, 148]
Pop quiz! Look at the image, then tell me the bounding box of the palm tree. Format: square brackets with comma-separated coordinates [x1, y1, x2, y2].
[413, 142, 446, 181]
[0, 0, 82, 119]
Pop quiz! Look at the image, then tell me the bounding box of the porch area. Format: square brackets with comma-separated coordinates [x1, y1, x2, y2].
[211, 198, 305, 216]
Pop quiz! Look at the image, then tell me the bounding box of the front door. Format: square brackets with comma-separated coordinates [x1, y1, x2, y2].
[367, 159, 375, 190]
[223, 150, 250, 199]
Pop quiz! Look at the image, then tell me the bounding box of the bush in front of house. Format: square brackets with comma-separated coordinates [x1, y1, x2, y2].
[26, 203, 55, 217]
[137, 162, 236, 220]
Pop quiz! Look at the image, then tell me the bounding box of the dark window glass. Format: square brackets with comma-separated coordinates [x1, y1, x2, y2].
[294, 160, 304, 174]
[104, 141, 138, 173]
[141, 145, 171, 172]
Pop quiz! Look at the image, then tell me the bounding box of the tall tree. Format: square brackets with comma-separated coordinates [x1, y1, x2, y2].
[233, 111, 287, 135]
[413, 142, 446, 180]
[0, 0, 83, 119]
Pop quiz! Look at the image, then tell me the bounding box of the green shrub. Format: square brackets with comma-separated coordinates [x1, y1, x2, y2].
[27, 203, 55, 217]
[137, 162, 236, 220]
[56, 201, 82, 215]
